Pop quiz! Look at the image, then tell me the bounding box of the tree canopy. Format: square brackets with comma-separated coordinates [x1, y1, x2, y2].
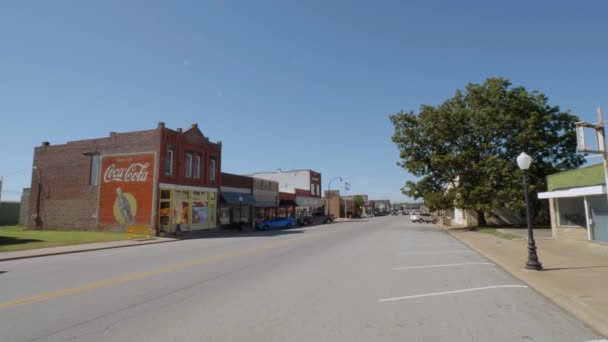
[390, 78, 584, 225]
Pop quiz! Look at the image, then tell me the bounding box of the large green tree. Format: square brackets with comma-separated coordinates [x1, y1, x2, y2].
[390, 78, 584, 226]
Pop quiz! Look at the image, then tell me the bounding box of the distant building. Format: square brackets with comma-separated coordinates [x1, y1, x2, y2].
[249, 169, 323, 217]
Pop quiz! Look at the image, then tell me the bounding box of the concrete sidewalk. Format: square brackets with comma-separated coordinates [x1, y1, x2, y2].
[441, 225, 608, 337]
[0, 237, 177, 262]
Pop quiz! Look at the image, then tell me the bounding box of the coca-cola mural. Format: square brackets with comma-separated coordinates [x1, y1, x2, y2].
[99, 153, 156, 232]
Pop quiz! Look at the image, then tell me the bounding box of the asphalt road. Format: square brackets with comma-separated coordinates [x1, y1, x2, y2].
[0, 217, 602, 341]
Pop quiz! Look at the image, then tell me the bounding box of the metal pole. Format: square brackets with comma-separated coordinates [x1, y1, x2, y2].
[523, 169, 542, 270]
[597, 108, 608, 240]
[344, 186, 347, 219]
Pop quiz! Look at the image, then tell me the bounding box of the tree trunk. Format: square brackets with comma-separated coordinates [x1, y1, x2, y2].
[476, 210, 487, 227]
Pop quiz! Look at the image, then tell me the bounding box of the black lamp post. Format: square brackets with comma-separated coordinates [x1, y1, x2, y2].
[517, 152, 543, 271]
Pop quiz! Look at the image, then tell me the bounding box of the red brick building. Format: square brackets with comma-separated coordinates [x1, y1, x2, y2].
[28, 122, 221, 234]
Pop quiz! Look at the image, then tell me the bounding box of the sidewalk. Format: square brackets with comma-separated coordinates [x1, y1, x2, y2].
[0, 237, 177, 262]
[441, 224, 608, 337]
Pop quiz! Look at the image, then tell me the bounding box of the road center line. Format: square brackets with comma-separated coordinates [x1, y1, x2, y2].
[378, 285, 528, 302]
[0, 234, 313, 311]
[399, 251, 475, 255]
[392, 262, 494, 270]
[407, 243, 464, 246]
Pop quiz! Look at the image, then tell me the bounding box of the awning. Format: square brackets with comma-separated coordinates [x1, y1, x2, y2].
[538, 185, 606, 199]
[295, 196, 324, 207]
[279, 199, 298, 207]
[221, 192, 255, 205]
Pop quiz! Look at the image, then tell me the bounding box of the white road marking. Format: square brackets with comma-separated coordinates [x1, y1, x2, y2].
[379, 285, 529, 302]
[392, 262, 494, 270]
[399, 251, 475, 255]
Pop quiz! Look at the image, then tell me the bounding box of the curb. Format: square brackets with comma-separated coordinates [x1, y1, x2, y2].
[0, 238, 177, 262]
[440, 225, 607, 338]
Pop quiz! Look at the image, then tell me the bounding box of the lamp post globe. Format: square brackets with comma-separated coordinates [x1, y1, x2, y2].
[517, 152, 542, 271]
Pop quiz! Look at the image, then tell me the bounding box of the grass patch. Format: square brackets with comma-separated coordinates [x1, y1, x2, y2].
[477, 228, 522, 240]
[0, 226, 146, 252]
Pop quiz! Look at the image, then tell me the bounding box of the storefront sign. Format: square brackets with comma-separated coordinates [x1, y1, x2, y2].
[99, 153, 155, 233]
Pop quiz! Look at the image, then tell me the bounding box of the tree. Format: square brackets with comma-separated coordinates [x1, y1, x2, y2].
[390, 78, 584, 226]
[352, 195, 365, 215]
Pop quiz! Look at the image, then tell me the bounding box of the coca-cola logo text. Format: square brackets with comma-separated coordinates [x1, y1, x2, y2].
[104, 162, 150, 183]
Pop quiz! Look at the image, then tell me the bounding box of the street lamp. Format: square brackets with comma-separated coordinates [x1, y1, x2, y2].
[517, 152, 543, 271]
[238, 195, 243, 230]
[327, 176, 342, 218]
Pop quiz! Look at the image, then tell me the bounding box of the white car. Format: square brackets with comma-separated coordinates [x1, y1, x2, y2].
[411, 212, 437, 224]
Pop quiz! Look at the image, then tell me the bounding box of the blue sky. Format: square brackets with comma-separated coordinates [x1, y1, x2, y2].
[1, 0, 607, 202]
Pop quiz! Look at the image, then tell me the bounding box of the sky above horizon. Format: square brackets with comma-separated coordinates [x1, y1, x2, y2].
[1, 0, 608, 202]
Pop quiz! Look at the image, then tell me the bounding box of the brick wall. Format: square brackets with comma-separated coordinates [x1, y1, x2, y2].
[28, 129, 160, 230]
[158, 125, 221, 189]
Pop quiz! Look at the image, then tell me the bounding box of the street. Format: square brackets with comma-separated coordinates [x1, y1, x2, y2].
[0, 217, 601, 342]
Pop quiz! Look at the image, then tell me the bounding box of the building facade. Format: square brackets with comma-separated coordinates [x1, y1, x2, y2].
[220, 172, 255, 230]
[252, 177, 279, 224]
[249, 169, 323, 217]
[538, 164, 608, 243]
[28, 123, 221, 235]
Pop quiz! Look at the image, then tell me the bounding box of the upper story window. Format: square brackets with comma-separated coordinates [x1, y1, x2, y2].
[89, 153, 100, 186]
[185, 153, 193, 178]
[310, 184, 315, 195]
[209, 158, 216, 181]
[165, 149, 173, 176]
[194, 156, 201, 179]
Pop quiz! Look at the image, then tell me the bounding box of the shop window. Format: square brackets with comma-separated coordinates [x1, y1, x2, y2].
[557, 197, 586, 227]
[192, 191, 208, 225]
[166, 149, 173, 176]
[185, 154, 193, 178]
[194, 156, 200, 179]
[161, 190, 171, 200]
[173, 190, 190, 225]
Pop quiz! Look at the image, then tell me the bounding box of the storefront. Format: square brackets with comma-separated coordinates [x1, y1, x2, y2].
[158, 183, 218, 232]
[279, 192, 297, 218]
[295, 196, 325, 218]
[220, 192, 255, 229]
[538, 164, 608, 243]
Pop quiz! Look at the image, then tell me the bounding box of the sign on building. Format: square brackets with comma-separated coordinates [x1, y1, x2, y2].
[99, 153, 156, 234]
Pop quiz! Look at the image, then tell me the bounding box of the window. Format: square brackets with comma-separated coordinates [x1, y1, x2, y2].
[209, 159, 216, 181]
[186, 153, 193, 177]
[316, 184, 320, 196]
[194, 156, 200, 179]
[165, 149, 173, 175]
[310, 184, 315, 195]
[89, 154, 100, 186]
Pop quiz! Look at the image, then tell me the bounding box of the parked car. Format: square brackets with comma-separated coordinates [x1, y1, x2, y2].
[411, 212, 437, 224]
[297, 211, 334, 225]
[256, 217, 297, 230]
